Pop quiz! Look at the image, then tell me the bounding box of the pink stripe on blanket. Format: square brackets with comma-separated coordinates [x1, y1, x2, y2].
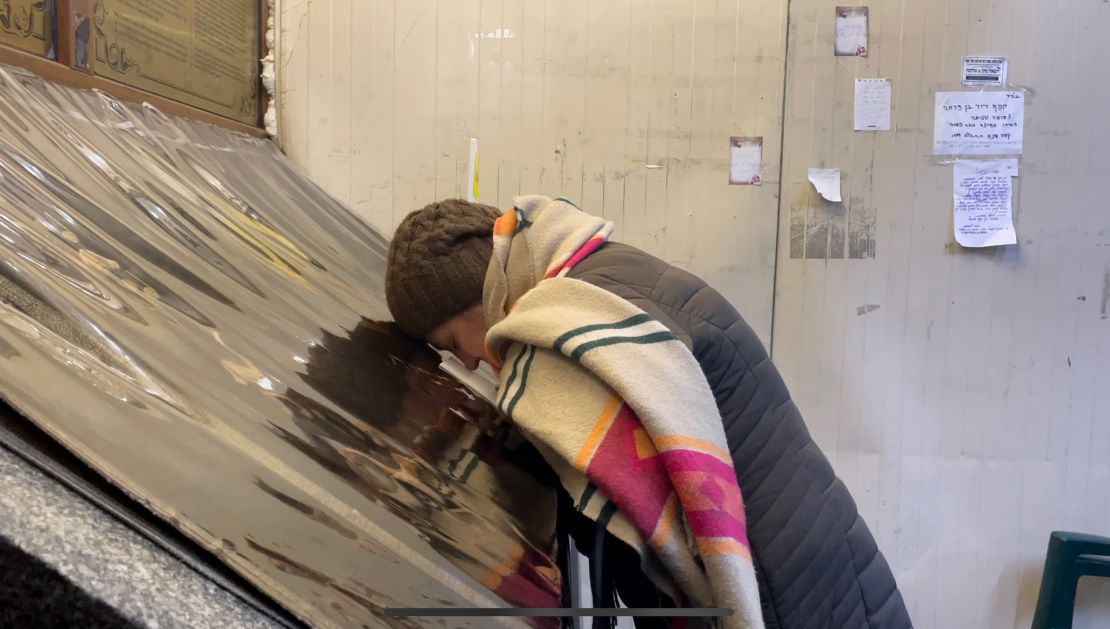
[661, 450, 750, 548]
[584, 404, 672, 535]
[659, 447, 738, 477]
[545, 235, 607, 279]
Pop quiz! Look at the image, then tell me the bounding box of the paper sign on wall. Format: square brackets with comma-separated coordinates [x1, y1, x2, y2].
[953, 159, 1019, 247]
[835, 7, 869, 57]
[729, 137, 763, 185]
[934, 91, 1024, 156]
[855, 78, 892, 131]
[962, 56, 1008, 88]
[808, 168, 842, 202]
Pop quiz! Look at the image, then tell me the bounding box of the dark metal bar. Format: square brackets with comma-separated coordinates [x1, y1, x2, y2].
[384, 608, 732, 618]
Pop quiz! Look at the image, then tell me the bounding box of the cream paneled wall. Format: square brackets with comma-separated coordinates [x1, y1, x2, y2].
[775, 0, 1110, 627]
[276, 0, 789, 343]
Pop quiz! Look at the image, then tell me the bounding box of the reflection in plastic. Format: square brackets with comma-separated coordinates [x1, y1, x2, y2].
[0, 65, 561, 628]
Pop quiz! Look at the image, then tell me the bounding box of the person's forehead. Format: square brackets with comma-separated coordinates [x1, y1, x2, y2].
[427, 319, 455, 344]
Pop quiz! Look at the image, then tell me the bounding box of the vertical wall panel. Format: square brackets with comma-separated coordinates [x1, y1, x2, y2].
[392, 0, 438, 225]
[776, 0, 1110, 627]
[277, 0, 788, 343]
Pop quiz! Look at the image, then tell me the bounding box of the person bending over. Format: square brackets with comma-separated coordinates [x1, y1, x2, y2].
[385, 196, 911, 629]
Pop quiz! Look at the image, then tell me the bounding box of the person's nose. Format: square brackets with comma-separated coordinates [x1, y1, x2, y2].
[457, 351, 481, 371]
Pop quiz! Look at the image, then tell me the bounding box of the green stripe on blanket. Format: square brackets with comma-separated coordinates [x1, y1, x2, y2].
[552, 314, 652, 352]
[497, 344, 529, 409]
[597, 501, 619, 529]
[577, 483, 597, 511]
[569, 331, 679, 362]
[504, 345, 536, 416]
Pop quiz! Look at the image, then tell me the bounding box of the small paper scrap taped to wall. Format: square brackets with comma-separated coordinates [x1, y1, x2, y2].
[729, 137, 763, 185]
[961, 56, 1008, 88]
[835, 7, 869, 57]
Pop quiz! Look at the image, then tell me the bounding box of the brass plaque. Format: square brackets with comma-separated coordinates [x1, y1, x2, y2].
[0, 0, 50, 55]
[93, 0, 259, 125]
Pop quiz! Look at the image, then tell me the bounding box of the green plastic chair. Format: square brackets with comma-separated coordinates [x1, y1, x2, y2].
[1031, 531, 1110, 629]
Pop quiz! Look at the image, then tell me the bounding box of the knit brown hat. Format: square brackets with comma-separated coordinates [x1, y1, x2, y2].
[386, 199, 501, 338]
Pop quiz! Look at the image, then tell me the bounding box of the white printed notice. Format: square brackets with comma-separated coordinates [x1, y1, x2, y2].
[835, 7, 869, 56]
[953, 159, 1019, 247]
[808, 168, 842, 203]
[855, 78, 891, 131]
[934, 91, 1024, 156]
[962, 56, 1008, 87]
[729, 137, 763, 185]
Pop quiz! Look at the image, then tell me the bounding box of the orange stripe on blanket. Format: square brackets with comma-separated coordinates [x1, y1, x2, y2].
[697, 537, 752, 560]
[493, 212, 518, 236]
[654, 435, 731, 462]
[648, 493, 680, 547]
[574, 395, 623, 470]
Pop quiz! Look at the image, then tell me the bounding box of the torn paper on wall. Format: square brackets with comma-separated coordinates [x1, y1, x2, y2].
[934, 91, 1025, 156]
[809, 168, 842, 203]
[855, 78, 892, 131]
[729, 137, 763, 185]
[835, 7, 869, 57]
[953, 159, 1019, 247]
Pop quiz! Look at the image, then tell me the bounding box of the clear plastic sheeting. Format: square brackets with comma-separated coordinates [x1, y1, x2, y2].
[0, 64, 561, 628]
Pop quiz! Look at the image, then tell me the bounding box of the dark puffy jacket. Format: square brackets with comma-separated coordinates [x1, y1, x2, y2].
[565, 242, 912, 629]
